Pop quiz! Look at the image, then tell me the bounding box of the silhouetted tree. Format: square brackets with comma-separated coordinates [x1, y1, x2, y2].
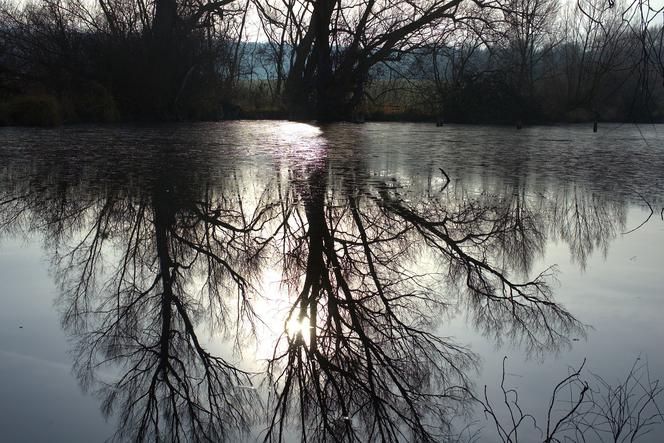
[256, 0, 502, 121]
[0, 0, 250, 120]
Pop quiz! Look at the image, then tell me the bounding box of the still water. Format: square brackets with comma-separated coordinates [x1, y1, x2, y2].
[0, 121, 663, 442]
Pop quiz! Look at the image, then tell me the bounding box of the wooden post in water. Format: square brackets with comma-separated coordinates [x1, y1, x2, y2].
[436, 102, 444, 127]
[593, 111, 599, 132]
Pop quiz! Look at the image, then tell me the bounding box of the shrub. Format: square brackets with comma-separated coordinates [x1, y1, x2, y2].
[3, 94, 62, 127]
[61, 83, 121, 123]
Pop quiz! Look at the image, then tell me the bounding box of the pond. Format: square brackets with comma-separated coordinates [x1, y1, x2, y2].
[1, 121, 663, 442]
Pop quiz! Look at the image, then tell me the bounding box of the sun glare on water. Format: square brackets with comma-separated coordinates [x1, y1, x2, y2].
[285, 315, 312, 343]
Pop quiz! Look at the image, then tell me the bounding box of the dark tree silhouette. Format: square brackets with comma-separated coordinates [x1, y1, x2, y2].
[256, 0, 494, 121]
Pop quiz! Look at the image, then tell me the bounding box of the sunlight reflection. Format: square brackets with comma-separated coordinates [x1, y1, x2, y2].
[278, 121, 322, 140]
[248, 269, 306, 361]
[274, 121, 327, 160]
[285, 315, 312, 344]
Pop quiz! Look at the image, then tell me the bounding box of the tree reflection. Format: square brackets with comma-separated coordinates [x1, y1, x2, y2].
[548, 184, 626, 270]
[262, 142, 593, 441]
[0, 130, 631, 441]
[63, 185, 265, 442]
[265, 154, 477, 442]
[0, 152, 273, 441]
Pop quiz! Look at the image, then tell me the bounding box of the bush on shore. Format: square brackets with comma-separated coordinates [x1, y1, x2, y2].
[0, 94, 62, 127]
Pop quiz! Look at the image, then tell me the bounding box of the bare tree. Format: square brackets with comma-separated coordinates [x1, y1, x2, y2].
[494, 0, 560, 123]
[0, 0, 250, 119]
[476, 356, 664, 442]
[255, 0, 506, 121]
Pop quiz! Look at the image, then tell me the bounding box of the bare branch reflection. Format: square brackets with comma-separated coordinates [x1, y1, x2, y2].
[0, 128, 637, 441]
[1, 152, 270, 441]
[261, 140, 588, 441]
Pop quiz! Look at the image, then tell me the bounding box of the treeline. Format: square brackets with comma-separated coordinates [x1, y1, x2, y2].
[388, 0, 664, 123]
[1, 0, 663, 125]
[0, 0, 250, 125]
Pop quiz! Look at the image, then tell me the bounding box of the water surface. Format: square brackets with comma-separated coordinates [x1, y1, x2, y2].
[1, 122, 663, 442]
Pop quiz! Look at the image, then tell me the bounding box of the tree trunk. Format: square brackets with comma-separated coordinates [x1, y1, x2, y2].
[150, 0, 179, 118]
[313, 0, 335, 121]
[153, 189, 175, 376]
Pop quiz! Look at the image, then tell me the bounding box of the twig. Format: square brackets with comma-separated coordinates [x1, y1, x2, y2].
[622, 193, 654, 234]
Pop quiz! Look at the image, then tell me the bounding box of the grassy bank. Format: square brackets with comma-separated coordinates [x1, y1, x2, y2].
[3, 78, 663, 127]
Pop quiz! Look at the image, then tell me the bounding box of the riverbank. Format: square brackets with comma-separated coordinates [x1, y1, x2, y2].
[2, 91, 663, 127]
